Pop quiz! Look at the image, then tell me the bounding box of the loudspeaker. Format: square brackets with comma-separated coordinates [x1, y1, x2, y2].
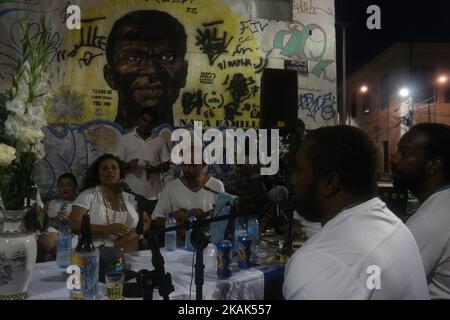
[260, 68, 298, 134]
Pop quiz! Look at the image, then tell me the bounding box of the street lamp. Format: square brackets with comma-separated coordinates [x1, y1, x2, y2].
[398, 87, 413, 130]
[399, 88, 410, 98]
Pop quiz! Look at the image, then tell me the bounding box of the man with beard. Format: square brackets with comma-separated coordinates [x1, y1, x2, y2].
[104, 10, 188, 128]
[391, 123, 450, 299]
[151, 146, 225, 240]
[283, 126, 429, 300]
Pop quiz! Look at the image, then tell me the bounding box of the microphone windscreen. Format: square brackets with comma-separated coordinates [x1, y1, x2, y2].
[269, 185, 289, 202]
[275, 186, 289, 202]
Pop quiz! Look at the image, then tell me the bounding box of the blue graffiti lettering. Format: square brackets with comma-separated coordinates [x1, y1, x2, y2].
[298, 92, 336, 121]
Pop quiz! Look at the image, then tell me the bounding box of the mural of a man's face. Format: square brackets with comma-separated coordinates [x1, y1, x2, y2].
[104, 12, 188, 128]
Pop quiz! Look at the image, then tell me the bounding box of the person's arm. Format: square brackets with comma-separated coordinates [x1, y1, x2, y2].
[68, 205, 129, 236]
[145, 161, 170, 174]
[123, 159, 139, 173]
[407, 215, 448, 277]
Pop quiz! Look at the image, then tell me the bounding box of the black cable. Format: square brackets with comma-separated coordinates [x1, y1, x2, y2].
[189, 249, 195, 300]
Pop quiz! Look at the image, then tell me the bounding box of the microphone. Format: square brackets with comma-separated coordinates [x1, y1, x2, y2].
[268, 185, 290, 234]
[269, 185, 289, 203]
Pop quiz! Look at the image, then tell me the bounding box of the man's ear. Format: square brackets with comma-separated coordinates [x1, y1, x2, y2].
[180, 60, 188, 88]
[103, 64, 117, 90]
[322, 172, 340, 198]
[426, 157, 443, 176]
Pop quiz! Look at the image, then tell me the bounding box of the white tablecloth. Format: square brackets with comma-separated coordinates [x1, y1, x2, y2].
[27, 248, 264, 300]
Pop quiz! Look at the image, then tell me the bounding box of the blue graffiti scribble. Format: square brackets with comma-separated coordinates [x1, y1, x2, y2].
[298, 92, 336, 121]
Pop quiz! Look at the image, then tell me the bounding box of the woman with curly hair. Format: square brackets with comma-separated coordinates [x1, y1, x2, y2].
[69, 154, 149, 252]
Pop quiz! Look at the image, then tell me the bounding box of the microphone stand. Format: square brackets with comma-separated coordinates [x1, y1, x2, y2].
[136, 233, 175, 300]
[147, 201, 243, 301]
[120, 183, 174, 300]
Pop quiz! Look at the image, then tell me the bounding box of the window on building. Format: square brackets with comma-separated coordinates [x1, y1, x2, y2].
[444, 85, 450, 103]
[413, 67, 434, 103]
[380, 73, 390, 109]
[251, 0, 293, 21]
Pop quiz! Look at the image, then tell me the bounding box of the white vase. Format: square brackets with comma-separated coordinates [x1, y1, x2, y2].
[0, 209, 37, 300]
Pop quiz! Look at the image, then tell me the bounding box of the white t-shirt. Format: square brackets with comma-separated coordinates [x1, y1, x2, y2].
[47, 199, 73, 218]
[406, 187, 450, 299]
[152, 177, 225, 220]
[114, 129, 171, 199]
[283, 198, 429, 300]
[72, 186, 139, 247]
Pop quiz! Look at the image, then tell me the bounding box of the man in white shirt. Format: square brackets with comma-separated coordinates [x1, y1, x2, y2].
[151, 147, 225, 242]
[114, 107, 170, 203]
[283, 126, 429, 300]
[391, 123, 450, 299]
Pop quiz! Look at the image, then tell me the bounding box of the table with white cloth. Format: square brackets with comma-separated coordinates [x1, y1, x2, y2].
[27, 248, 279, 300]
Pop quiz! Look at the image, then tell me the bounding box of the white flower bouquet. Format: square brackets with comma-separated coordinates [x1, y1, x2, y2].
[0, 18, 53, 210]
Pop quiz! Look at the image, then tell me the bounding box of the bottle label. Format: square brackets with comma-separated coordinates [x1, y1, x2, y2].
[69, 252, 99, 300]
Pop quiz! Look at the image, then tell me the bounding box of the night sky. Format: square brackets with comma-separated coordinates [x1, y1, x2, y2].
[335, 0, 450, 77]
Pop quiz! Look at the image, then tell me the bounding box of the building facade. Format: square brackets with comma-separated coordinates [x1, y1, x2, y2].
[347, 42, 450, 177]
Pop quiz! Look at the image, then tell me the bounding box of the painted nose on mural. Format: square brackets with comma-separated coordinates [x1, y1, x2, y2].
[137, 57, 161, 77]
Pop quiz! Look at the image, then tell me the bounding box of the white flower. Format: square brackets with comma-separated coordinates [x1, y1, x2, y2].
[5, 99, 26, 116]
[15, 78, 29, 103]
[17, 127, 45, 146]
[4, 116, 22, 138]
[33, 79, 49, 98]
[24, 104, 47, 128]
[0, 143, 16, 166]
[32, 142, 46, 161]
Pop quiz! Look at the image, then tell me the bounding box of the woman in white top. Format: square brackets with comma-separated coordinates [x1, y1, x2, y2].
[69, 154, 149, 252]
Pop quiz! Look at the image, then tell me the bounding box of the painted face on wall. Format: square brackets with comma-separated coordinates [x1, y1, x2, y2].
[105, 24, 188, 127]
[391, 130, 430, 192]
[290, 139, 322, 223]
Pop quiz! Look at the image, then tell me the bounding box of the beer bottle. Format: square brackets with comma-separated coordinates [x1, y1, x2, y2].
[70, 214, 99, 300]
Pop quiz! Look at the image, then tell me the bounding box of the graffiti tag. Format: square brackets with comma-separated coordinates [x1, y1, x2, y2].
[182, 90, 204, 115]
[293, 0, 334, 17]
[298, 92, 336, 121]
[196, 20, 234, 66]
[240, 19, 268, 35]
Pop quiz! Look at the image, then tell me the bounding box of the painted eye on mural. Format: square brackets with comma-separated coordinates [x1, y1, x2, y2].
[127, 55, 143, 63]
[160, 53, 175, 64]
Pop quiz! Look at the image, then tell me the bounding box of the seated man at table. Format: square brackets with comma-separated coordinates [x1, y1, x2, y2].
[151, 146, 225, 243]
[283, 126, 429, 300]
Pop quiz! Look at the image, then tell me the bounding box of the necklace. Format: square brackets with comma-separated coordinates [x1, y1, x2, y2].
[100, 187, 127, 224]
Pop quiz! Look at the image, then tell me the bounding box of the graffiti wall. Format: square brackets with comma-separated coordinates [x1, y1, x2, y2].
[0, 0, 336, 197]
